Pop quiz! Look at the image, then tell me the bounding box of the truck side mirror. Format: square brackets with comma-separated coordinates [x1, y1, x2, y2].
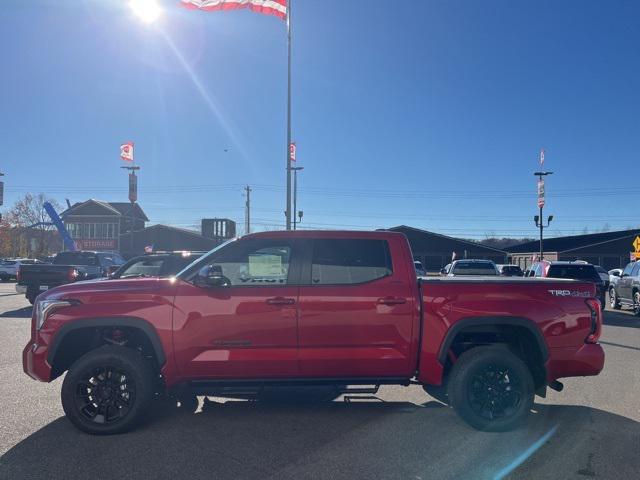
[194, 265, 231, 288]
[611, 271, 620, 277]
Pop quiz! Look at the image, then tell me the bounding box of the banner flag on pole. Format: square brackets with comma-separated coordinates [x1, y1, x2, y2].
[539, 148, 545, 166]
[289, 142, 296, 162]
[180, 0, 287, 20]
[120, 142, 134, 162]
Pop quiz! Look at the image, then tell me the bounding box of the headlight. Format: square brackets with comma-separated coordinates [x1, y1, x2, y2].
[35, 299, 74, 330]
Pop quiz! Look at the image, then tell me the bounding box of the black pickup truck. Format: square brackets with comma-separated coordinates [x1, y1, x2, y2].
[609, 261, 640, 315]
[17, 251, 125, 304]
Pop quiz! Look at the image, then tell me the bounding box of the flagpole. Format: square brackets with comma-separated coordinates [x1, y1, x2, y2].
[285, 0, 292, 230]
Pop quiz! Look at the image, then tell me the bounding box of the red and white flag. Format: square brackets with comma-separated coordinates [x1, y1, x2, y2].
[289, 142, 296, 162]
[120, 142, 134, 162]
[180, 0, 287, 20]
[539, 148, 545, 166]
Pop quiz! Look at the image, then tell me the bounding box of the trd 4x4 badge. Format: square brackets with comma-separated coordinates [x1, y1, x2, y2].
[548, 289, 591, 297]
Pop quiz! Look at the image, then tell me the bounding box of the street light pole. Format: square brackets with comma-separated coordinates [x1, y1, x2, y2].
[121, 165, 140, 254]
[285, 0, 293, 230]
[291, 166, 303, 230]
[534, 170, 553, 259]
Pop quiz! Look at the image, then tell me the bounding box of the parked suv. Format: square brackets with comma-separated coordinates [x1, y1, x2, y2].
[530, 260, 606, 306]
[609, 261, 640, 315]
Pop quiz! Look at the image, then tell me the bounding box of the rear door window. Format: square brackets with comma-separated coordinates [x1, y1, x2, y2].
[632, 263, 640, 277]
[310, 239, 392, 285]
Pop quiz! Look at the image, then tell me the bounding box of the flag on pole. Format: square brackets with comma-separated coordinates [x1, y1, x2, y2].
[451, 251, 457, 261]
[120, 142, 134, 162]
[539, 148, 545, 166]
[289, 142, 296, 162]
[180, 0, 287, 20]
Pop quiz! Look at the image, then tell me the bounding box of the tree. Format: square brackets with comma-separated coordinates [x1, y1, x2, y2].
[2, 193, 62, 257]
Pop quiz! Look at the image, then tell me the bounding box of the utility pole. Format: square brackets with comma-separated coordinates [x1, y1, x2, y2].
[121, 165, 140, 254]
[244, 185, 252, 234]
[291, 166, 303, 230]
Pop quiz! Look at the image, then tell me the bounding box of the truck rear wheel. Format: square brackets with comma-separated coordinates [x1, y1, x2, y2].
[61, 345, 154, 435]
[447, 346, 534, 432]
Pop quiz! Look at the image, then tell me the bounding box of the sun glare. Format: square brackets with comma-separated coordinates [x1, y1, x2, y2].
[129, 0, 163, 24]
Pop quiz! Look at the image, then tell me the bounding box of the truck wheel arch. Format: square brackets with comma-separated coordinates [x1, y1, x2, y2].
[47, 317, 166, 377]
[437, 316, 549, 365]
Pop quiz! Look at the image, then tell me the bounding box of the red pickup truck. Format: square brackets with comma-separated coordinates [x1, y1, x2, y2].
[23, 230, 604, 435]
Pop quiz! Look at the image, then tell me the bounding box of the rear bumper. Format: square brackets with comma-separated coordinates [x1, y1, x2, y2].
[22, 341, 52, 382]
[546, 343, 605, 382]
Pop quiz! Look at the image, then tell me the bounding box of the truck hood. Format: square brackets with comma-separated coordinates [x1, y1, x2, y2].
[38, 277, 177, 301]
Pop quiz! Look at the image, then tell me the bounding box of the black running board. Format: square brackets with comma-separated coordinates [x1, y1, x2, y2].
[183, 377, 408, 396]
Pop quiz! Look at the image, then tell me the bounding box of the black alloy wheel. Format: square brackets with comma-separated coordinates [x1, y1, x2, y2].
[447, 346, 534, 431]
[634, 291, 640, 316]
[74, 366, 136, 425]
[467, 363, 523, 421]
[62, 345, 154, 435]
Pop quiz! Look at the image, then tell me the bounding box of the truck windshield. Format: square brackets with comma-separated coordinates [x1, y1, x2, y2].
[53, 252, 98, 266]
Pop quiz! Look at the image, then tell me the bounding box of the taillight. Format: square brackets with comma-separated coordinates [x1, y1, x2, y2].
[16, 267, 21, 283]
[68, 268, 79, 281]
[585, 298, 601, 344]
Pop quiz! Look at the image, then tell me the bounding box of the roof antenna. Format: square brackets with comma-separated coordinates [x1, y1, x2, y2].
[65, 198, 72, 209]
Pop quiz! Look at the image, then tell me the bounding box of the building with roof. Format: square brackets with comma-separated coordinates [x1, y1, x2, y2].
[60, 199, 149, 252]
[387, 225, 508, 272]
[505, 228, 640, 270]
[119, 224, 224, 256]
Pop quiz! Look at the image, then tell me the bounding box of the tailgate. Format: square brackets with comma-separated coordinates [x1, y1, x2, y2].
[19, 265, 72, 285]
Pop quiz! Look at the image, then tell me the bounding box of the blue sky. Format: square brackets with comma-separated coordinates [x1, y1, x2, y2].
[1, 0, 639, 239]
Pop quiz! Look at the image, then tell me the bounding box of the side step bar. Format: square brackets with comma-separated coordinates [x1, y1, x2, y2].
[185, 377, 407, 396]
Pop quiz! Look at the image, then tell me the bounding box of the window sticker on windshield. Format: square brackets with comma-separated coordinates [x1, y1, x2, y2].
[248, 254, 284, 277]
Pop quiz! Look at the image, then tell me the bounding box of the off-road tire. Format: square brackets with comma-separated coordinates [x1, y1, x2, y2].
[447, 346, 534, 432]
[61, 345, 155, 435]
[634, 291, 640, 317]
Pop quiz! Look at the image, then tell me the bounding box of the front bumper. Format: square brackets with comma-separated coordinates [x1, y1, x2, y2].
[546, 343, 605, 382]
[16, 284, 27, 294]
[23, 340, 52, 382]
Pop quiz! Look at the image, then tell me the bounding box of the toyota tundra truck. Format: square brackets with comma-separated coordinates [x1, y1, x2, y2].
[23, 230, 605, 435]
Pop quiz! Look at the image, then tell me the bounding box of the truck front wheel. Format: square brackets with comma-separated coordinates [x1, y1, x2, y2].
[447, 346, 534, 432]
[61, 345, 154, 435]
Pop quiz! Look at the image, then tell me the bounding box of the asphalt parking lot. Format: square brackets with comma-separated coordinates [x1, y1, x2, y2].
[0, 282, 638, 480]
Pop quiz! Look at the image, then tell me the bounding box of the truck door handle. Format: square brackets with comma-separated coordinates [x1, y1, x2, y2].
[377, 296, 407, 305]
[266, 297, 296, 305]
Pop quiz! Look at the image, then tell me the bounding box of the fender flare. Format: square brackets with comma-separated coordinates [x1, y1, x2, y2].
[437, 316, 549, 365]
[47, 316, 166, 367]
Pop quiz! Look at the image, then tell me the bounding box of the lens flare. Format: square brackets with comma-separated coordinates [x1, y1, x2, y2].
[129, 0, 163, 24]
